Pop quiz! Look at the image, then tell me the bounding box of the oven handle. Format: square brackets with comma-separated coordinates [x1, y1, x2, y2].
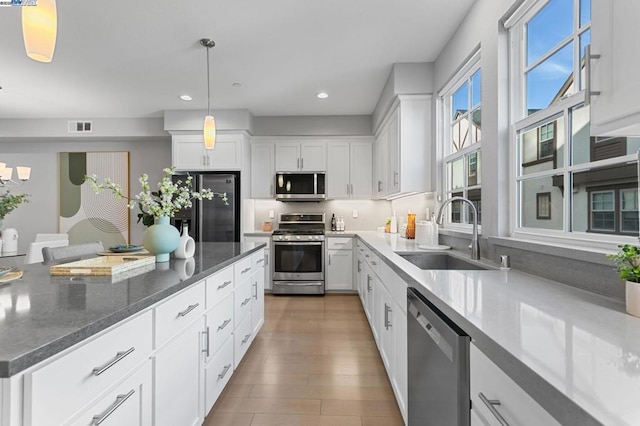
[275, 282, 323, 286]
[272, 241, 324, 246]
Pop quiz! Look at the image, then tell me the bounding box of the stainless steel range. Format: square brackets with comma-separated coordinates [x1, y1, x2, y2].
[272, 213, 325, 295]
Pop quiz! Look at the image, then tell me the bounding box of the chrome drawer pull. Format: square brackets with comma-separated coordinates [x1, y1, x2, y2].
[241, 333, 252, 344]
[217, 363, 232, 381]
[217, 318, 232, 331]
[256, 258, 264, 264]
[202, 327, 210, 357]
[371, 261, 377, 266]
[91, 389, 135, 425]
[253, 282, 258, 299]
[241, 297, 251, 307]
[217, 280, 232, 290]
[478, 392, 510, 426]
[384, 303, 392, 330]
[178, 303, 199, 317]
[241, 267, 251, 274]
[92, 347, 135, 376]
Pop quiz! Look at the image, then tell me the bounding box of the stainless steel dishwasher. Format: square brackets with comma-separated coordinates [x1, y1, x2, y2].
[407, 287, 470, 426]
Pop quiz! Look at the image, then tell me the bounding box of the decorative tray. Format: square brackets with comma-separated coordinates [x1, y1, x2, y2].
[108, 244, 144, 253]
[50, 255, 156, 276]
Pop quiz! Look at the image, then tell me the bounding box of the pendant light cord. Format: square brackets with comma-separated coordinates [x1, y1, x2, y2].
[206, 45, 211, 115]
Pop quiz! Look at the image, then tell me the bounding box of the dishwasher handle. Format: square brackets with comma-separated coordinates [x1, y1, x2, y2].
[408, 293, 455, 363]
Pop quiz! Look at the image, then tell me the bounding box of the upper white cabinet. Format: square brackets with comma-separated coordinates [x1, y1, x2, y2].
[374, 95, 432, 198]
[172, 133, 245, 170]
[250, 143, 275, 198]
[275, 141, 326, 171]
[590, 2, 640, 136]
[327, 140, 373, 199]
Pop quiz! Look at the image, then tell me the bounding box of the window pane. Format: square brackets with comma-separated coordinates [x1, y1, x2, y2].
[620, 189, 639, 233]
[471, 108, 482, 144]
[451, 117, 469, 152]
[450, 158, 464, 189]
[520, 175, 564, 230]
[621, 189, 638, 211]
[526, 0, 574, 66]
[580, 0, 591, 28]
[471, 70, 481, 107]
[520, 115, 565, 175]
[451, 191, 463, 223]
[579, 30, 591, 90]
[468, 188, 482, 225]
[467, 151, 481, 186]
[527, 42, 574, 113]
[452, 82, 469, 120]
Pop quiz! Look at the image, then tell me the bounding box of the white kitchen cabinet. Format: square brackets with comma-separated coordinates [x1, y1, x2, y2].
[470, 343, 560, 426]
[243, 236, 271, 290]
[251, 249, 266, 336]
[326, 241, 354, 291]
[172, 133, 243, 170]
[590, 2, 640, 136]
[250, 143, 275, 198]
[275, 141, 326, 171]
[374, 95, 432, 198]
[203, 335, 234, 414]
[327, 141, 373, 199]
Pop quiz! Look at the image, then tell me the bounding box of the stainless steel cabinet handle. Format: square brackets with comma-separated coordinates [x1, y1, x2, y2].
[241, 267, 251, 274]
[217, 318, 232, 331]
[242, 333, 251, 344]
[253, 282, 258, 299]
[328, 254, 331, 265]
[301, 157, 304, 169]
[377, 180, 382, 192]
[218, 364, 232, 381]
[478, 392, 510, 426]
[357, 260, 361, 273]
[241, 297, 251, 307]
[202, 327, 210, 357]
[217, 280, 232, 290]
[256, 258, 264, 264]
[371, 261, 377, 266]
[350, 184, 353, 195]
[265, 253, 269, 266]
[347, 184, 350, 195]
[393, 171, 398, 186]
[270, 183, 273, 196]
[202, 155, 206, 166]
[584, 44, 601, 106]
[92, 347, 135, 376]
[92, 389, 135, 425]
[384, 303, 392, 330]
[178, 303, 199, 317]
[365, 254, 369, 258]
[367, 275, 372, 292]
[297, 158, 300, 169]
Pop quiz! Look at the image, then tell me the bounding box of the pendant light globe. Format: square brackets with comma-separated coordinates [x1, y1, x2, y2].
[22, 0, 58, 63]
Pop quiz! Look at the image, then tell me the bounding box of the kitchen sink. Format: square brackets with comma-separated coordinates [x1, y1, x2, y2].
[397, 253, 489, 270]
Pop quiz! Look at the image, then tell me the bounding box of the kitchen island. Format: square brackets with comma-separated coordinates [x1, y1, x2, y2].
[356, 231, 638, 426]
[0, 242, 266, 426]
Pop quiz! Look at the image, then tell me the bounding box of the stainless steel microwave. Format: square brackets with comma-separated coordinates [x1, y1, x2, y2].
[275, 172, 326, 201]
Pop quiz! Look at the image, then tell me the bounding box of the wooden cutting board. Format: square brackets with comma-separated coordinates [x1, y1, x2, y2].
[50, 255, 156, 276]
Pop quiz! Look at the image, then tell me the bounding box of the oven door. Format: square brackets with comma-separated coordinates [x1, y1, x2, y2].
[272, 241, 324, 281]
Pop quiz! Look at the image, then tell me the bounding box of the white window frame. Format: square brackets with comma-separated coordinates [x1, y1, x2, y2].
[505, 0, 639, 250]
[437, 49, 482, 233]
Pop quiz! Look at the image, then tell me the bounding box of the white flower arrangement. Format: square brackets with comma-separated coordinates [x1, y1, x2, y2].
[84, 167, 228, 223]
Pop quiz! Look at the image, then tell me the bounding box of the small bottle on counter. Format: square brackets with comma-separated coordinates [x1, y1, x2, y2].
[331, 214, 337, 231]
[340, 216, 345, 231]
[390, 210, 398, 234]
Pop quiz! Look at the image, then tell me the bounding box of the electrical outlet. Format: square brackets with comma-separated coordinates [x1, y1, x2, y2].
[352, 209, 358, 218]
[269, 210, 275, 219]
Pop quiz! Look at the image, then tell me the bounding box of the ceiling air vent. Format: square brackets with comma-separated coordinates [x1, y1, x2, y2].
[68, 121, 92, 133]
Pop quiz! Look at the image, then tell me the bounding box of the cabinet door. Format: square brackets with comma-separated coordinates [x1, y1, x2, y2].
[327, 142, 350, 199]
[251, 263, 265, 336]
[378, 286, 394, 371]
[207, 136, 241, 170]
[375, 126, 389, 198]
[590, 2, 640, 136]
[154, 318, 205, 426]
[391, 299, 407, 423]
[300, 142, 326, 171]
[173, 138, 206, 170]
[387, 110, 400, 194]
[275, 143, 301, 171]
[350, 142, 373, 198]
[203, 335, 234, 415]
[326, 249, 354, 290]
[251, 143, 275, 198]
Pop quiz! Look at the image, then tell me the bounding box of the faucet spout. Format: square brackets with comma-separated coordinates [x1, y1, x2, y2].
[435, 196, 480, 260]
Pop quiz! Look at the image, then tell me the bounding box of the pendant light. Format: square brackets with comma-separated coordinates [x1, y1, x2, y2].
[200, 38, 216, 150]
[22, 0, 58, 63]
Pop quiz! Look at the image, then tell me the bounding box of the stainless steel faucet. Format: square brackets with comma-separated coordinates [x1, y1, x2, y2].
[435, 196, 480, 260]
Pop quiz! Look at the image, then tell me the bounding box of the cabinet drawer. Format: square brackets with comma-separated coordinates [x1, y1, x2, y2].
[25, 310, 153, 426]
[251, 249, 266, 269]
[68, 361, 152, 426]
[234, 313, 254, 368]
[205, 265, 234, 309]
[203, 336, 234, 413]
[205, 292, 234, 357]
[470, 344, 560, 426]
[380, 261, 407, 313]
[155, 282, 205, 349]
[234, 256, 253, 286]
[234, 279, 253, 328]
[327, 237, 353, 250]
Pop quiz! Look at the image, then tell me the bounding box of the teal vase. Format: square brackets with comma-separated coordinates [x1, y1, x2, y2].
[143, 216, 180, 262]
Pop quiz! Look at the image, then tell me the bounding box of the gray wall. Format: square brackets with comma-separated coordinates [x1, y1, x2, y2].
[0, 138, 171, 252]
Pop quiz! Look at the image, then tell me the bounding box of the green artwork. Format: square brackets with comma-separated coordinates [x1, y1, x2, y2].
[59, 152, 129, 247]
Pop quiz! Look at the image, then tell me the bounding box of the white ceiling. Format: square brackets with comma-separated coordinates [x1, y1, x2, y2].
[0, 0, 474, 119]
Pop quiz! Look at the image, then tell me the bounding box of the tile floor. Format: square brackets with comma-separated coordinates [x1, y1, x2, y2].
[204, 294, 404, 426]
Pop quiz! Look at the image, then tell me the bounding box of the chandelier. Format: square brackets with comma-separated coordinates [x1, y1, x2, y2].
[0, 163, 31, 187]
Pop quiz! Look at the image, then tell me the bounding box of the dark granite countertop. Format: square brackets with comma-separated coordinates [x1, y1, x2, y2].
[0, 242, 265, 378]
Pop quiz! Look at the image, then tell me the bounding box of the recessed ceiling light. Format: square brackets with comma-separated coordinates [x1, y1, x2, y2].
[232, 82, 242, 88]
[316, 92, 329, 99]
[179, 94, 193, 101]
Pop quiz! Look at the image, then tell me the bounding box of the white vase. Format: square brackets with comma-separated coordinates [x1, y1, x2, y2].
[174, 223, 196, 259]
[626, 280, 640, 318]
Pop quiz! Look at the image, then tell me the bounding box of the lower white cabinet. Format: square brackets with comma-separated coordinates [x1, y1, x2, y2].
[326, 237, 354, 291]
[243, 236, 271, 290]
[234, 313, 254, 369]
[251, 251, 266, 336]
[203, 335, 234, 414]
[470, 343, 560, 426]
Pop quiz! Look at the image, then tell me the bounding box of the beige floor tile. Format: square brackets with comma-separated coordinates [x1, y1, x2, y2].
[361, 416, 405, 426]
[251, 413, 362, 425]
[239, 359, 387, 375]
[202, 411, 254, 426]
[230, 371, 309, 386]
[213, 397, 321, 415]
[219, 383, 254, 398]
[249, 384, 396, 401]
[321, 399, 402, 417]
[309, 374, 392, 388]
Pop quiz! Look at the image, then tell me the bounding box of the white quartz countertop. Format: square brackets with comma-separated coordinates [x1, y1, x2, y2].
[356, 231, 638, 426]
